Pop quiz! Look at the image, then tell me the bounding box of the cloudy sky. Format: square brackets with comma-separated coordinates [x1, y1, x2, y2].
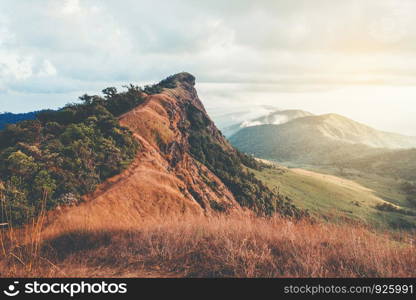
[1, 0, 416, 135]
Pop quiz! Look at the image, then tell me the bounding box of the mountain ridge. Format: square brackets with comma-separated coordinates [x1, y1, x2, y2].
[301, 113, 416, 149]
[2, 73, 415, 278]
[229, 111, 416, 165]
[44, 73, 303, 230]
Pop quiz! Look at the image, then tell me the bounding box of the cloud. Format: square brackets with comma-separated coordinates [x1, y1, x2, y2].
[61, 0, 82, 15]
[1, 0, 416, 113]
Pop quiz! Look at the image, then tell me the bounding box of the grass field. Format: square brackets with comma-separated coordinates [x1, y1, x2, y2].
[1, 214, 415, 277]
[252, 163, 416, 230]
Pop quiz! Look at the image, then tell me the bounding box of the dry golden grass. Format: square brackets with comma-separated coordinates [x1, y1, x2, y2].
[0, 211, 415, 278]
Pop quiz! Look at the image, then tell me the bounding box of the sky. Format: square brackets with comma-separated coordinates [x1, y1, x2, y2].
[0, 0, 416, 135]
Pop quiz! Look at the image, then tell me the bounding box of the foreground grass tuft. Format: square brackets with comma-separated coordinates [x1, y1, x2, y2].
[1, 214, 415, 278]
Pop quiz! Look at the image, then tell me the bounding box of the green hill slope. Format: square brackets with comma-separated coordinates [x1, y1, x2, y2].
[252, 163, 416, 230]
[345, 149, 416, 181]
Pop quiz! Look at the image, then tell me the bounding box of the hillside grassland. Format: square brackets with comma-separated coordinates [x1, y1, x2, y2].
[252, 165, 416, 230]
[1, 212, 415, 278]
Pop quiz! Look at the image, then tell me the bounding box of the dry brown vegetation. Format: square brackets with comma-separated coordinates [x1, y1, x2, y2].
[1, 211, 415, 278]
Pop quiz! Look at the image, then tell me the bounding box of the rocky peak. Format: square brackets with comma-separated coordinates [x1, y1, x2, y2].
[169, 72, 196, 86]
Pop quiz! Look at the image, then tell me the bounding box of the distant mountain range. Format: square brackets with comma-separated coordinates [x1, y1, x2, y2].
[0, 111, 40, 129]
[229, 111, 416, 165]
